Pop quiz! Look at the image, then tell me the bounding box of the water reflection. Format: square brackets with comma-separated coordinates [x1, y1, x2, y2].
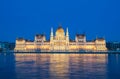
[15, 54, 108, 79]
[1, 53, 120, 79]
[50, 54, 69, 79]
[69, 54, 108, 79]
[107, 54, 120, 79]
[0, 53, 16, 79]
[15, 54, 50, 79]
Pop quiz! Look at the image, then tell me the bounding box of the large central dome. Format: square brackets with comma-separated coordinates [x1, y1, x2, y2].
[56, 27, 64, 33]
[56, 26, 65, 37]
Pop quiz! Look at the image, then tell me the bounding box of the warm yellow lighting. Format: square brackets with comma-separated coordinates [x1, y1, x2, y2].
[14, 26, 107, 52]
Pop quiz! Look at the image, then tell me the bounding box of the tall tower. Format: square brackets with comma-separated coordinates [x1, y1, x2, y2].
[50, 27, 54, 50]
[66, 27, 69, 41]
[66, 27, 69, 50]
[50, 27, 53, 41]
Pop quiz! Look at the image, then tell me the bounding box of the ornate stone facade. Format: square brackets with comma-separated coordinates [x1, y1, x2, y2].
[14, 26, 107, 52]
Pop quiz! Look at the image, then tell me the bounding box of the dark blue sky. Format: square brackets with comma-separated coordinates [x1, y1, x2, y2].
[0, 0, 120, 42]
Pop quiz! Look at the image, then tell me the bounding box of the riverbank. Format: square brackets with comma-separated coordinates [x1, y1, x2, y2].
[0, 51, 120, 54]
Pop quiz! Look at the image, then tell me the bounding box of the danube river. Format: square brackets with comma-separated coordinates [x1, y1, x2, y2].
[0, 53, 120, 79]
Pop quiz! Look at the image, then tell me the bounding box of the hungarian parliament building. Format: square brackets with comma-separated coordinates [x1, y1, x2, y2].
[14, 26, 107, 52]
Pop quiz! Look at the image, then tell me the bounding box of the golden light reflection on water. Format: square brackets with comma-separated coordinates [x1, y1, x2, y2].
[50, 54, 69, 79]
[15, 53, 108, 79]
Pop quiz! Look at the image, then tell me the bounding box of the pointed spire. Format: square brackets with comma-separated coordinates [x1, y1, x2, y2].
[51, 27, 53, 37]
[66, 27, 69, 36]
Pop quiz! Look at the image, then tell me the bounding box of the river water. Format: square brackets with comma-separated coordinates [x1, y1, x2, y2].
[0, 53, 120, 79]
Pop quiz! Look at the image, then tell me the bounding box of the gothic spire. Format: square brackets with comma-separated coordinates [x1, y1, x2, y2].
[50, 27, 53, 37]
[66, 27, 69, 36]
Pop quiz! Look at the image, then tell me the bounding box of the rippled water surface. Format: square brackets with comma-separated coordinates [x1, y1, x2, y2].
[0, 53, 120, 79]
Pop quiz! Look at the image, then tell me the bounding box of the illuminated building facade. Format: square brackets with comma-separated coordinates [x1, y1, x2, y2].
[14, 26, 107, 52]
